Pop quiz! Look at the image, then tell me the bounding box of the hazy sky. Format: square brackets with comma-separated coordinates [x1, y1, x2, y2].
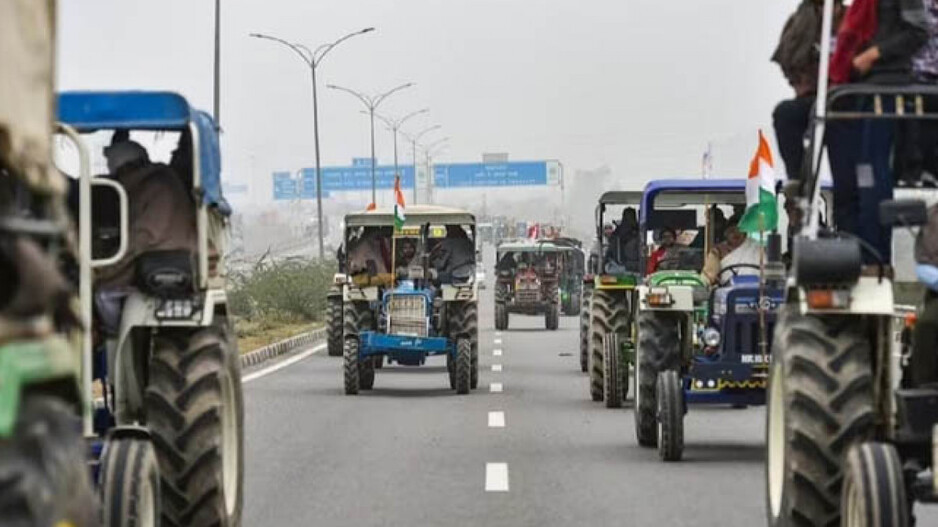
[58, 0, 800, 207]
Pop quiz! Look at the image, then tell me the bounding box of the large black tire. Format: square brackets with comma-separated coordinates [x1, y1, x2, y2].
[100, 436, 161, 527]
[546, 303, 559, 330]
[343, 301, 375, 340]
[360, 356, 376, 390]
[448, 302, 479, 389]
[344, 337, 360, 395]
[146, 324, 245, 527]
[634, 311, 682, 447]
[657, 369, 684, 462]
[495, 301, 508, 331]
[588, 289, 629, 402]
[766, 311, 874, 527]
[326, 289, 343, 356]
[603, 333, 625, 408]
[0, 395, 97, 527]
[454, 338, 471, 395]
[579, 286, 593, 373]
[841, 443, 909, 527]
[569, 290, 581, 316]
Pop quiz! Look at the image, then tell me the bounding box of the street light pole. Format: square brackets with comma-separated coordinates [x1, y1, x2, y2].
[423, 138, 449, 204]
[374, 109, 430, 203]
[250, 27, 374, 260]
[213, 0, 221, 128]
[328, 82, 415, 205]
[402, 124, 442, 203]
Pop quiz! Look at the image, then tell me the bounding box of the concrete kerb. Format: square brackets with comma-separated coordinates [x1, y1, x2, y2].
[240, 328, 327, 370]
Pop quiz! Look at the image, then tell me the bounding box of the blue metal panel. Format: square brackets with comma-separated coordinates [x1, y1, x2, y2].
[193, 111, 231, 215]
[58, 91, 192, 131]
[272, 171, 298, 200]
[358, 331, 451, 357]
[639, 179, 746, 224]
[433, 161, 548, 188]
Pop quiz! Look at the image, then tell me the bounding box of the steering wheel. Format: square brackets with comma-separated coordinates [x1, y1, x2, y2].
[717, 263, 762, 288]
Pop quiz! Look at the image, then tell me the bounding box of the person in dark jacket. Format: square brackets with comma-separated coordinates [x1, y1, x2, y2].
[912, 203, 938, 386]
[772, 0, 845, 179]
[826, 0, 929, 265]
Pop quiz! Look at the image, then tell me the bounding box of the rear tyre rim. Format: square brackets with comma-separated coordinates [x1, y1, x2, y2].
[221, 368, 239, 516]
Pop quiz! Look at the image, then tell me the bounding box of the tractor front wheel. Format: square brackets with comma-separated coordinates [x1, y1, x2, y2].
[657, 369, 684, 462]
[100, 435, 161, 527]
[454, 338, 471, 395]
[326, 289, 343, 356]
[841, 442, 909, 527]
[344, 338, 360, 395]
[603, 333, 625, 408]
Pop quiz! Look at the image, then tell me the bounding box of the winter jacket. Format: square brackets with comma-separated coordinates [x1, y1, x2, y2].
[95, 162, 198, 289]
[869, 0, 930, 83]
[774, 0, 838, 92]
[915, 204, 938, 267]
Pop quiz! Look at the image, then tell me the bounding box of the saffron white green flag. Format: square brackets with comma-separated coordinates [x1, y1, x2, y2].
[738, 131, 778, 234]
[394, 175, 406, 232]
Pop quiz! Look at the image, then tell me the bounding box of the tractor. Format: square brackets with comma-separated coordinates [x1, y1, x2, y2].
[340, 206, 479, 394]
[59, 91, 244, 526]
[494, 240, 563, 331]
[765, 58, 938, 527]
[0, 3, 97, 524]
[585, 191, 642, 403]
[627, 179, 795, 460]
[552, 237, 586, 316]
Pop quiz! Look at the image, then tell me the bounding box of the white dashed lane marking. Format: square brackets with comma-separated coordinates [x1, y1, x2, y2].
[493, 349, 502, 356]
[491, 364, 503, 372]
[490, 382, 503, 393]
[488, 411, 506, 428]
[494, 338, 502, 345]
[485, 463, 510, 492]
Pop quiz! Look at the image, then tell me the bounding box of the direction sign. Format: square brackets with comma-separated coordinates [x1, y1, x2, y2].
[272, 171, 297, 200]
[300, 165, 414, 195]
[433, 161, 548, 188]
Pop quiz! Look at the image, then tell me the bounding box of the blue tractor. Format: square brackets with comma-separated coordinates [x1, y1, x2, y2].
[340, 206, 479, 394]
[58, 91, 243, 525]
[631, 179, 800, 461]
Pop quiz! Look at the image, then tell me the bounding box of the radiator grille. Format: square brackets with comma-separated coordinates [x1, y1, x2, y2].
[515, 289, 541, 304]
[388, 295, 428, 337]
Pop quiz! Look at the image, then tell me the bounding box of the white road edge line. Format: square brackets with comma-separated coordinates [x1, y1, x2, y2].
[491, 364, 503, 372]
[490, 382, 503, 393]
[493, 349, 503, 356]
[485, 463, 510, 492]
[243, 343, 326, 383]
[488, 411, 505, 428]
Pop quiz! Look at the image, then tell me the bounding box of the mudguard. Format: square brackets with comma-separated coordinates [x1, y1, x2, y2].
[0, 337, 80, 437]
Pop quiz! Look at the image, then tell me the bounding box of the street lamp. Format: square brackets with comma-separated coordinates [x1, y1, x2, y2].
[401, 124, 441, 203]
[423, 138, 450, 204]
[327, 82, 415, 204]
[250, 27, 374, 259]
[372, 108, 429, 203]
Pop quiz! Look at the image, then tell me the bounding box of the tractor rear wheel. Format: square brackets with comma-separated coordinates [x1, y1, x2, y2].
[145, 323, 244, 527]
[495, 302, 508, 331]
[579, 286, 592, 373]
[766, 311, 873, 527]
[343, 338, 360, 395]
[454, 338, 471, 395]
[100, 435, 161, 527]
[326, 288, 343, 356]
[841, 442, 909, 527]
[448, 301, 479, 389]
[360, 356, 376, 390]
[0, 395, 97, 527]
[588, 290, 629, 402]
[603, 333, 625, 408]
[657, 369, 684, 462]
[634, 311, 681, 447]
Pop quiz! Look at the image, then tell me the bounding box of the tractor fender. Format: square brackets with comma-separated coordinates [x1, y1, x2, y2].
[0, 338, 80, 438]
[637, 284, 694, 312]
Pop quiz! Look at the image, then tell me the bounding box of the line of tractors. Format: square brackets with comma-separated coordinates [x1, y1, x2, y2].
[1, 4, 243, 525]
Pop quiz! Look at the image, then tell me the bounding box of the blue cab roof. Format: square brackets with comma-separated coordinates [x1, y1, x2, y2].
[57, 91, 230, 215]
[639, 179, 746, 223]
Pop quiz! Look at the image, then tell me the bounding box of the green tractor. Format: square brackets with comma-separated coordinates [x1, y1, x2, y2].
[553, 237, 586, 317]
[0, 2, 97, 524]
[585, 191, 642, 406]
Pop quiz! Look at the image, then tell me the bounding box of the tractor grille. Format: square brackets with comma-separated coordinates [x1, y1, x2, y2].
[388, 295, 428, 337]
[515, 288, 541, 304]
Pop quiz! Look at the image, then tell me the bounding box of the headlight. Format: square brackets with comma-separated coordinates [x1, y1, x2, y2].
[702, 328, 721, 347]
[156, 299, 196, 320]
[646, 287, 673, 307]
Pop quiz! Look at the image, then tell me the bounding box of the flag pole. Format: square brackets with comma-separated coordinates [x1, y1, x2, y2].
[758, 213, 768, 366]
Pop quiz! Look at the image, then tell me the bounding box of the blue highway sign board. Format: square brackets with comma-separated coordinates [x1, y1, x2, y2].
[272, 171, 298, 200]
[433, 161, 548, 188]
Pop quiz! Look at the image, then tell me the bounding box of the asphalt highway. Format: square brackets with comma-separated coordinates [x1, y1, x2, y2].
[241, 284, 938, 526]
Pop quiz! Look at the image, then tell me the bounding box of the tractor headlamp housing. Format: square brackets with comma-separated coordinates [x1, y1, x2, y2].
[702, 327, 721, 348]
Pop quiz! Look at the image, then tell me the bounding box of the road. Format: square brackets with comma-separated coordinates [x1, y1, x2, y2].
[241, 284, 938, 526]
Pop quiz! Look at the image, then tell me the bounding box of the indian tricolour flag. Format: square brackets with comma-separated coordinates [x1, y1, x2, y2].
[394, 175, 406, 232]
[738, 130, 778, 234]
